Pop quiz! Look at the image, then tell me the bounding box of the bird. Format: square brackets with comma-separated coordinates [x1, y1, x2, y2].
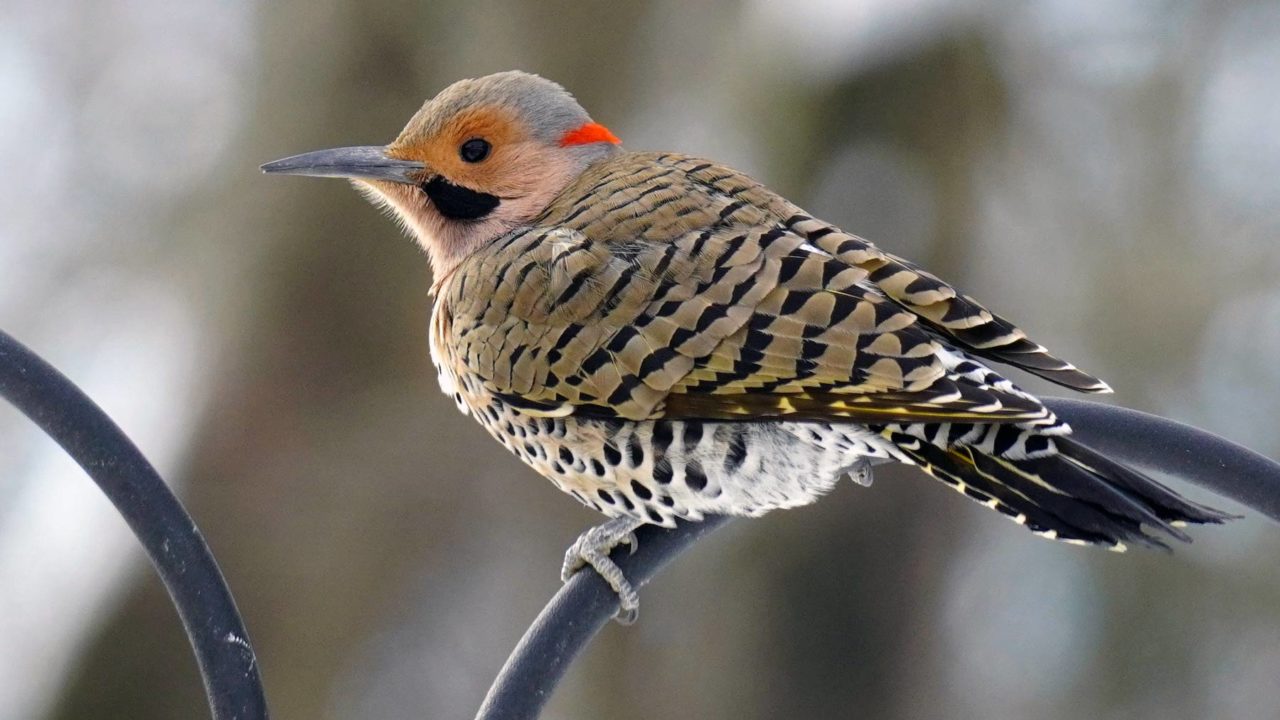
[263, 70, 1232, 623]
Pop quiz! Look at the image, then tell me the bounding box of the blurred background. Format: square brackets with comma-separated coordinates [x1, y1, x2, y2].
[2, 1, 1280, 718]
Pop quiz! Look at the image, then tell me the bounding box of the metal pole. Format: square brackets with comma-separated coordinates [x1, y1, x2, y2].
[0, 330, 270, 720]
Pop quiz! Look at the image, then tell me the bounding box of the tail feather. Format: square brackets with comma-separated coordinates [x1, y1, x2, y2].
[971, 450, 1176, 549]
[1055, 437, 1237, 525]
[1010, 451, 1189, 542]
[881, 427, 1232, 550]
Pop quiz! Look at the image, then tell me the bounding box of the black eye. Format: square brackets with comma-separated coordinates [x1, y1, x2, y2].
[460, 138, 491, 163]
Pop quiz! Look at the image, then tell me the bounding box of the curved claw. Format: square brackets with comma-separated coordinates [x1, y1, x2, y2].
[560, 517, 645, 623]
[560, 548, 584, 584]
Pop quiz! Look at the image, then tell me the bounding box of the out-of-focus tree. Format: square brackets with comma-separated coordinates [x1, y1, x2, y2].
[0, 1, 1272, 720]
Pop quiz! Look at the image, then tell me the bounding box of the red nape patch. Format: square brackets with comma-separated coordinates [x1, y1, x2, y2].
[559, 122, 621, 147]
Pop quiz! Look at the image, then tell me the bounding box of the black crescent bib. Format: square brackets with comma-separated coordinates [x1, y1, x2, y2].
[422, 177, 501, 221]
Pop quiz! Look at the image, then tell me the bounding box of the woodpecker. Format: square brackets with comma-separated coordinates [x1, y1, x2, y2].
[263, 71, 1230, 622]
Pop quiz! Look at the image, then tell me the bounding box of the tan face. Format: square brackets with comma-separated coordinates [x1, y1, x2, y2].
[358, 104, 601, 276]
[389, 105, 531, 197]
[261, 71, 621, 277]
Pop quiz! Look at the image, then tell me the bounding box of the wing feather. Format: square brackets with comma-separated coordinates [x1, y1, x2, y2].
[439, 153, 1096, 426]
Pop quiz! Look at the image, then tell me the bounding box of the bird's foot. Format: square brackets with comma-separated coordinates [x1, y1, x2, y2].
[841, 458, 878, 487]
[561, 517, 645, 624]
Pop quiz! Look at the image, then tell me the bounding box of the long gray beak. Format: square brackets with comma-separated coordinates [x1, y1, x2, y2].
[260, 146, 426, 184]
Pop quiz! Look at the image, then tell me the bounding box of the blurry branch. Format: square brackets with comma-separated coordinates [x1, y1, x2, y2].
[476, 396, 1280, 720]
[475, 514, 732, 720]
[0, 330, 269, 720]
[3, 322, 1276, 720]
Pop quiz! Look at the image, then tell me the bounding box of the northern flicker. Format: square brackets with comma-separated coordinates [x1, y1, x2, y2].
[263, 71, 1230, 622]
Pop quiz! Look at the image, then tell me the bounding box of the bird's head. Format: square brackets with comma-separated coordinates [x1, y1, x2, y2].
[263, 71, 621, 274]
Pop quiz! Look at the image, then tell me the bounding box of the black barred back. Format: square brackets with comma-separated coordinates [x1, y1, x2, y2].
[438, 153, 1062, 426]
[427, 150, 1229, 548]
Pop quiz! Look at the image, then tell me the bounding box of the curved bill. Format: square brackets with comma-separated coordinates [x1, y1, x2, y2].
[260, 146, 426, 184]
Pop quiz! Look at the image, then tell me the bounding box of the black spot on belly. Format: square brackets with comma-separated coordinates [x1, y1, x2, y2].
[627, 435, 645, 467]
[652, 423, 673, 456]
[686, 462, 708, 492]
[654, 461, 673, 485]
[724, 438, 747, 473]
[603, 442, 622, 466]
[682, 421, 704, 447]
[630, 480, 652, 500]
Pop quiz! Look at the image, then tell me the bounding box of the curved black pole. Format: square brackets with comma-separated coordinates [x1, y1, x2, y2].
[0, 330, 269, 720]
[475, 514, 732, 720]
[477, 395, 1280, 720]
